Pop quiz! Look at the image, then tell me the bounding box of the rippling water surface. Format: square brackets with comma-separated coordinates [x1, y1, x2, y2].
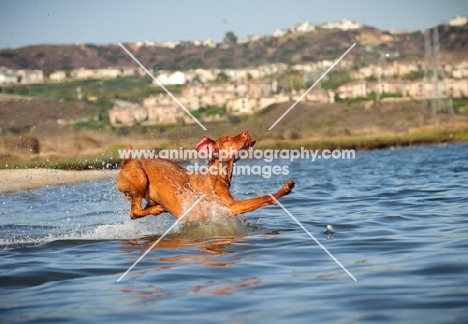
[1, 143, 468, 323]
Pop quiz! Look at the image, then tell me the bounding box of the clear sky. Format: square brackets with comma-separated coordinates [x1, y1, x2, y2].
[0, 0, 466, 48]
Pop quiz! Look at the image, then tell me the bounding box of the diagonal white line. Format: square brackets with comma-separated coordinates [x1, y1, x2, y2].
[268, 43, 356, 130]
[117, 194, 206, 282]
[270, 195, 357, 281]
[117, 42, 207, 131]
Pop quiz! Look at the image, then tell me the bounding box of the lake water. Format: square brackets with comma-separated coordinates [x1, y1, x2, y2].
[1, 143, 468, 323]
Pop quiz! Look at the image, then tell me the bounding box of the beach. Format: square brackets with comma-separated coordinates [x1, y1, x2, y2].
[0, 168, 119, 193]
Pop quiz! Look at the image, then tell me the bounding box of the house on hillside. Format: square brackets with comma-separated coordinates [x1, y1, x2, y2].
[143, 93, 176, 107]
[226, 94, 287, 115]
[369, 80, 404, 96]
[145, 104, 182, 124]
[108, 99, 147, 126]
[155, 71, 189, 85]
[192, 69, 218, 83]
[447, 79, 468, 98]
[292, 21, 315, 33]
[305, 89, 335, 104]
[453, 61, 468, 79]
[449, 15, 468, 27]
[337, 81, 368, 99]
[143, 94, 185, 124]
[0, 68, 19, 84]
[226, 97, 258, 114]
[274, 28, 289, 38]
[17, 70, 43, 84]
[49, 71, 67, 82]
[247, 80, 277, 97]
[319, 19, 362, 30]
[401, 81, 423, 99]
[94, 69, 120, 79]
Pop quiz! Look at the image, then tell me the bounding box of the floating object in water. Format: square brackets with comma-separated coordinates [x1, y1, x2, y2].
[324, 224, 335, 234]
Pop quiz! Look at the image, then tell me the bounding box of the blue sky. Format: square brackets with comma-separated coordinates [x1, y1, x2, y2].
[0, 0, 466, 48]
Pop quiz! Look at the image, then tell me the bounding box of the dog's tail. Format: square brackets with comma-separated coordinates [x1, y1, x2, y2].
[121, 144, 133, 168]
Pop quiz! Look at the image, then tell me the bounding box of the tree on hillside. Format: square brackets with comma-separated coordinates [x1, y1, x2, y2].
[215, 71, 230, 83]
[223, 31, 238, 43]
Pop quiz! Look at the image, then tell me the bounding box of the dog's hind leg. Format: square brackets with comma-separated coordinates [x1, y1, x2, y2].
[119, 162, 165, 219]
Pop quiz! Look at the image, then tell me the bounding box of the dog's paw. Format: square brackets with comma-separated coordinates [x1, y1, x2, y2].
[150, 205, 165, 216]
[282, 179, 295, 195]
[274, 179, 295, 199]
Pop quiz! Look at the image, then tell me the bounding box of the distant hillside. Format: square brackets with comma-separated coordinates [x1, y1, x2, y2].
[0, 97, 98, 130]
[1, 24, 467, 71]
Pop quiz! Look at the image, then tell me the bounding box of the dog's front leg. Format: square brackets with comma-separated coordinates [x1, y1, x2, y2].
[220, 179, 295, 216]
[130, 196, 165, 219]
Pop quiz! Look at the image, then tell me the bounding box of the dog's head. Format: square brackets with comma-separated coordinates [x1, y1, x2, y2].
[195, 131, 256, 163]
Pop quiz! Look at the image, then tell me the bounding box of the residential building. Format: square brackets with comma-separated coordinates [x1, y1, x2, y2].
[306, 89, 335, 104]
[319, 19, 362, 30]
[17, 70, 43, 84]
[447, 79, 468, 98]
[337, 81, 368, 98]
[155, 71, 189, 85]
[453, 61, 468, 79]
[292, 21, 315, 33]
[48, 71, 67, 82]
[238, 34, 264, 44]
[0, 68, 19, 84]
[370, 80, 404, 95]
[145, 104, 182, 124]
[449, 15, 468, 27]
[108, 99, 147, 126]
[274, 28, 288, 38]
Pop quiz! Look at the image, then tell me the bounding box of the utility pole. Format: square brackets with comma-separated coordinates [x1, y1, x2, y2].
[423, 28, 453, 114]
[376, 55, 381, 109]
[423, 29, 432, 110]
[432, 28, 453, 114]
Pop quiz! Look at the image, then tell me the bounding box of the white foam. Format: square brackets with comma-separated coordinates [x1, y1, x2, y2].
[0, 216, 177, 249]
[0, 208, 256, 249]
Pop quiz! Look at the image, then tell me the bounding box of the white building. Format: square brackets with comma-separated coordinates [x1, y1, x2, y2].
[320, 19, 362, 30]
[238, 34, 264, 44]
[155, 71, 189, 85]
[274, 28, 289, 38]
[157, 41, 180, 49]
[17, 70, 43, 84]
[0, 68, 18, 84]
[193, 38, 216, 47]
[291, 21, 315, 33]
[135, 40, 157, 47]
[273, 21, 315, 38]
[452, 61, 468, 79]
[49, 71, 67, 82]
[449, 15, 468, 27]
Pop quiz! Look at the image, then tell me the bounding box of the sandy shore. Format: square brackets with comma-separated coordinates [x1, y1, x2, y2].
[0, 168, 119, 193]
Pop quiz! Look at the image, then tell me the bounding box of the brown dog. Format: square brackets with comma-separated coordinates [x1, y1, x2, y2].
[117, 131, 295, 221]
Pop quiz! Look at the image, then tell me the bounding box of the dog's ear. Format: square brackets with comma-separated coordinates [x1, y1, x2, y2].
[195, 136, 216, 159]
[121, 143, 134, 168]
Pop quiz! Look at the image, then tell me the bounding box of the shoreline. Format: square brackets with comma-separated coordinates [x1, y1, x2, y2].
[0, 169, 119, 194]
[0, 126, 467, 193]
